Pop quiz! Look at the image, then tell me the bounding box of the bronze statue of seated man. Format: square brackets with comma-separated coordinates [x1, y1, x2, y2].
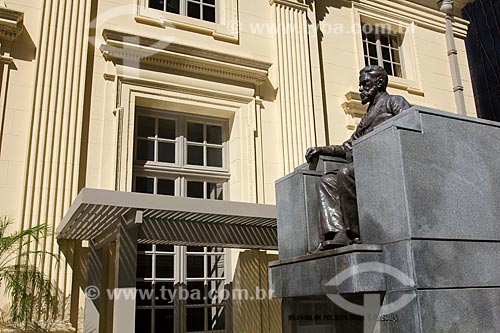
[305, 65, 411, 251]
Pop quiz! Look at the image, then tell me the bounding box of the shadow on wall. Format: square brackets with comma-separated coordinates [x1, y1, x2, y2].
[232, 250, 281, 333]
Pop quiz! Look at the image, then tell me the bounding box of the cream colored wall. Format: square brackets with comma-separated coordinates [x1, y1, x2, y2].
[315, 0, 476, 145]
[0, 1, 41, 226]
[85, 0, 283, 205]
[0, 0, 478, 329]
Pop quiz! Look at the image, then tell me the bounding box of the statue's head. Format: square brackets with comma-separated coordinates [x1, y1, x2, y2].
[358, 65, 388, 105]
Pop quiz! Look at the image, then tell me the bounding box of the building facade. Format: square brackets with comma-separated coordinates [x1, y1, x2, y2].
[0, 0, 476, 332]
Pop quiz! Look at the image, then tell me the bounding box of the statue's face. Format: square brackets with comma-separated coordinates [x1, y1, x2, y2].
[359, 73, 379, 105]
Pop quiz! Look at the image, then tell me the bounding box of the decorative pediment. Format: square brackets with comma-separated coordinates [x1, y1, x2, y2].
[0, 7, 24, 41]
[100, 29, 272, 85]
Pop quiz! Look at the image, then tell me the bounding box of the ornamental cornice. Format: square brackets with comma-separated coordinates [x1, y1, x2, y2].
[269, 0, 309, 11]
[100, 29, 272, 85]
[0, 7, 23, 41]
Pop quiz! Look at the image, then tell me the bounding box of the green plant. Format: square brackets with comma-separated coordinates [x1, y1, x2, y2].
[0, 216, 58, 330]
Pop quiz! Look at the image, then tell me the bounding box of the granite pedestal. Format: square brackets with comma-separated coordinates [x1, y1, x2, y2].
[270, 107, 500, 332]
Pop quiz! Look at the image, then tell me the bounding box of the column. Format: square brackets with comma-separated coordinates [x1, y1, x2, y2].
[84, 241, 102, 333]
[17, 0, 92, 324]
[270, 0, 316, 174]
[112, 212, 141, 333]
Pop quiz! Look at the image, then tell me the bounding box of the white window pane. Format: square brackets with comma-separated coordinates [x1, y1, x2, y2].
[207, 147, 222, 167]
[187, 145, 204, 165]
[187, 181, 204, 198]
[136, 139, 154, 161]
[137, 116, 155, 137]
[135, 176, 154, 194]
[157, 178, 175, 196]
[187, 122, 204, 142]
[158, 142, 175, 163]
[158, 119, 176, 139]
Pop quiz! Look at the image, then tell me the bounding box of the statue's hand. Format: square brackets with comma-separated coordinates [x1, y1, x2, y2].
[305, 147, 323, 163]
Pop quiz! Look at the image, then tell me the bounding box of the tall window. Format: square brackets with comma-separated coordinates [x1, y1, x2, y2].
[362, 23, 403, 78]
[134, 109, 229, 332]
[148, 0, 217, 23]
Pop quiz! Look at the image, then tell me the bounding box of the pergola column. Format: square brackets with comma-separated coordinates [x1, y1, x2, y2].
[84, 241, 102, 333]
[112, 210, 142, 333]
[270, 0, 316, 173]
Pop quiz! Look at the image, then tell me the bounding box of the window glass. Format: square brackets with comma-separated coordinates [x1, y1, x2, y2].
[187, 145, 204, 165]
[187, 181, 204, 198]
[136, 140, 154, 161]
[156, 255, 174, 278]
[187, 122, 204, 142]
[207, 147, 222, 167]
[155, 309, 174, 331]
[155, 282, 175, 306]
[208, 306, 225, 330]
[158, 119, 176, 139]
[158, 142, 175, 163]
[186, 307, 205, 331]
[166, 0, 180, 14]
[136, 176, 154, 194]
[187, 255, 205, 278]
[138, 116, 155, 137]
[135, 309, 152, 331]
[207, 125, 222, 144]
[207, 182, 223, 200]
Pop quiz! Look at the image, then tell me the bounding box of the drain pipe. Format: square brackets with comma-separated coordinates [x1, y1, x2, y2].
[438, 0, 467, 115]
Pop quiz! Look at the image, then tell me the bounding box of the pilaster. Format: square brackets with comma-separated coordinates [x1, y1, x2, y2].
[270, 0, 316, 173]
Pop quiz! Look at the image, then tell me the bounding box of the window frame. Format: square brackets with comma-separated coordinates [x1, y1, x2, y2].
[133, 109, 231, 332]
[136, 0, 239, 42]
[361, 23, 404, 78]
[147, 0, 218, 23]
[352, 10, 424, 96]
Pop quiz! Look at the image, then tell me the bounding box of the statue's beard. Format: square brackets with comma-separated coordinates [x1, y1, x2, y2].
[360, 88, 377, 105]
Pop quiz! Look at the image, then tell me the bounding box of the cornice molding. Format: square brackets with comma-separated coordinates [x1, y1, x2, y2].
[353, 0, 469, 38]
[100, 29, 272, 85]
[269, 0, 309, 11]
[0, 7, 23, 41]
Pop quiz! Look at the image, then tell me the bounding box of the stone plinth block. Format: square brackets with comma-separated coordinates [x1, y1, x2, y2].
[275, 156, 347, 259]
[354, 107, 500, 244]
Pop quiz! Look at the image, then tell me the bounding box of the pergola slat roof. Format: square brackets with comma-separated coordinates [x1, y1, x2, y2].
[57, 188, 278, 250]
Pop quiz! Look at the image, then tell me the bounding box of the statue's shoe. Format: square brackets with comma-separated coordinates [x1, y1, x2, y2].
[322, 232, 350, 250]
